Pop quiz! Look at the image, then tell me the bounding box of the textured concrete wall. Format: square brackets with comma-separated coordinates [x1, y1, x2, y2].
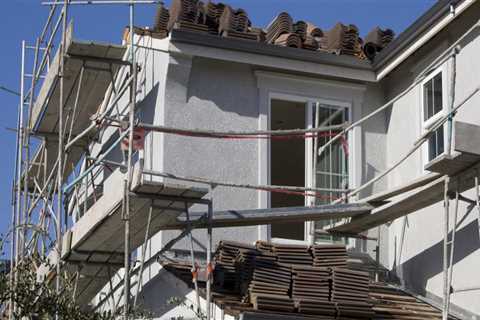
[160, 56, 261, 251]
[382, 4, 480, 315]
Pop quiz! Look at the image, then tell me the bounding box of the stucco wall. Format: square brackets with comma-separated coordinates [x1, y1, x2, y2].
[159, 56, 261, 251]
[382, 4, 480, 315]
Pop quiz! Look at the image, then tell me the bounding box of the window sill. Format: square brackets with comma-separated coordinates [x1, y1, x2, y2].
[424, 151, 479, 176]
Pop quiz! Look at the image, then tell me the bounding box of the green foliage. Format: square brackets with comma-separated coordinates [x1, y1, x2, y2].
[0, 232, 152, 320]
[167, 296, 206, 320]
[0, 256, 116, 320]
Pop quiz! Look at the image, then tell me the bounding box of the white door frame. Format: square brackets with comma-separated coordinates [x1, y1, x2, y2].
[266, 92, 353, 243]
[255, 71, 365, 242]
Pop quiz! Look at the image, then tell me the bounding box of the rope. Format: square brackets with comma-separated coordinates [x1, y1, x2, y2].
[142, 168, 345, 201]
[105, 116, 347, 138]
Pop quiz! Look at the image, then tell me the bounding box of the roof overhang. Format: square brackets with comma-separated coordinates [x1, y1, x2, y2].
[165, 0, 477, 83]
[373, 0, 477, 80]
[169, 29, 376, 83]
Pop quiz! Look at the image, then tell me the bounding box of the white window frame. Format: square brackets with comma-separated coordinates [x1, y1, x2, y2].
[420, 64, 449, 164]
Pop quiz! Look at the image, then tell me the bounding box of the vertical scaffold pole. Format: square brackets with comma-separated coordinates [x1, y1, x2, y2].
[442, 177, 450, 320]
[123, 3, 136, 319]
[16, 40, 26, 262]
[56, 1, 68, 311]
[24, 38, 40, 255]
[446, 189, 459, 318]
[185, 203, 201, 313]
[206, 195, 213, 320]
[9, 41, 25, 318]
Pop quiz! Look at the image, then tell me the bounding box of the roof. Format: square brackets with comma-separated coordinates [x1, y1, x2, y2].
[162, 240, 456, 320]
[137, 0, 477, 80]
[142, 0, 395, 62]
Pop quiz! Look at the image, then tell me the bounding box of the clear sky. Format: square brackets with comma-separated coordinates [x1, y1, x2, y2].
[0, 0, 436, 257]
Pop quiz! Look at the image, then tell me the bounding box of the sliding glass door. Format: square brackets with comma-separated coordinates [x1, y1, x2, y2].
[310, 103, 350, 243]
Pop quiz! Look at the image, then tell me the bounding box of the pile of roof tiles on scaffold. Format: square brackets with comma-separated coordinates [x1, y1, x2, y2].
[211, 240, 374, 319]
[163, 240, 450, 319]
[137, 0, 395, 61]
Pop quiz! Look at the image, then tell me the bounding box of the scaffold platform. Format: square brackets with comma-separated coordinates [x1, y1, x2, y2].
[26, 24, 126, 191]
[38, 165, 208, 305]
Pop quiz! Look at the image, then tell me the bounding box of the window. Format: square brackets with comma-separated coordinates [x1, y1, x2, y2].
[314, 103, 349, 243]
[422, 68, 447, 162]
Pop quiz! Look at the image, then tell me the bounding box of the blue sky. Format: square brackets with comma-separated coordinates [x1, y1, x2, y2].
[0, 0, 436, 256]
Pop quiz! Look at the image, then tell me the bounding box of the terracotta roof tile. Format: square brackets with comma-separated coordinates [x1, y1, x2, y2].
[147, 1, 395, 63]
[162, 240, 451, 319]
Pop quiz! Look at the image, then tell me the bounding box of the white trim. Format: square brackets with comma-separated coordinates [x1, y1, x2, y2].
[256, 71, 367, 92]
[376, 0, 477, 80]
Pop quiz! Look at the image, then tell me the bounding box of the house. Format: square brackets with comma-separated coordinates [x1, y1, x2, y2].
[26, 0, 480, 319]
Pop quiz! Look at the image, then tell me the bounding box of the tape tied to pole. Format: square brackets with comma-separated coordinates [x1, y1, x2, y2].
[206, 262, 214, 277]
[121, 127, 145, 151]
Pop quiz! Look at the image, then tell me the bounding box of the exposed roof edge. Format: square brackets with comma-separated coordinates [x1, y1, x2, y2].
[170, 29, 373, 71]
[373, 0, 476, 80]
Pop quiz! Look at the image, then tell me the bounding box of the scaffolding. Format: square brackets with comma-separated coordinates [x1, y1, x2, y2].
[7, 1, 480, 320]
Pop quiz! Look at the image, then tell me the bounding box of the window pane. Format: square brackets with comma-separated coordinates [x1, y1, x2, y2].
[428, 133, 437, 161]
[424, 80, 433, 120]
[437, 126, 444, 155]
[433, 73, 443, 115]
[428, 125, 445, 161]
[423, 72, 443, 121]
[314, 104, 349, 244]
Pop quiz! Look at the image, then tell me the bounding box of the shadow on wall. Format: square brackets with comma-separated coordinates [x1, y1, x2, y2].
[362, 163, 381, 198]
[136, 83, 159, 125]
[397, 217, 480, 295]
[135, 267, 191, 317]
[186, 57, 259, 118]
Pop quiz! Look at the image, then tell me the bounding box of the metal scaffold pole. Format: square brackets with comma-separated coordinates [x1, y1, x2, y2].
[16, 40, 26, 262]
[123, 2, 136, 318]
[56, 0, 69, 304]
[206, 196, 213, 320]
[442, 177, 450, 320]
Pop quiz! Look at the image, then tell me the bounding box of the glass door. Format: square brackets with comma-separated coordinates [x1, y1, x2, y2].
[311, 103, 350, 243]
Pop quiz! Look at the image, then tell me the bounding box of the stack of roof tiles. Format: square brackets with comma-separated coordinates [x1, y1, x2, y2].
[272, 243, 313, 266]
[332, 268, 373, 319]
[332, 268, 370, 303]
[255, 240, 273, 254]
[248, 261, 292, 302]
[213, 241, 254, 291]
[250, 294, 296, 314]
[153, 4, 170, 37]
[292, 265, 330, 302]
[210, 240, 377, 319]
[143, 0, 394, 60]
[363, 27, 395, 60]
[235, 247, 277, 295]
[312, 243, 348, 268]
[323, 23, 362, 57]
[163, 240, 449, 320]
[168, 0, 209, 32]
[219, 6, 256, 40]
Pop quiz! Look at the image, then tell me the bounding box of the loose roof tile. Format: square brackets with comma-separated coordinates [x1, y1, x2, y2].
[141, 1, 395, 61]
